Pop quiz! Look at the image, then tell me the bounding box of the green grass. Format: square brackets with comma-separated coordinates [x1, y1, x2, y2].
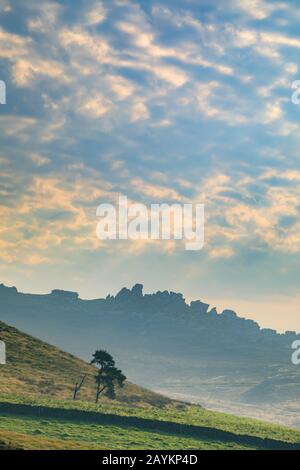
[0, 413, 253, 450]
[2, 393, 300, 445]
[0, 395, 300, 450]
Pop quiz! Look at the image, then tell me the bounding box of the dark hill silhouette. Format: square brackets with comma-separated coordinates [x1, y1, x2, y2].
[0, 282, 299, 421]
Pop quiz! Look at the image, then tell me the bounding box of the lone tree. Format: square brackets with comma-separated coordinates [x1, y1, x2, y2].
[91, 350, 126, 403]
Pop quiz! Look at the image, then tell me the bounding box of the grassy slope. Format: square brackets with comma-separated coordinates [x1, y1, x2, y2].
[1, 320, 300, 450]
[0, 413, 255, 450]
[0, 320, 171, 407]
[1, 397, 300, 449]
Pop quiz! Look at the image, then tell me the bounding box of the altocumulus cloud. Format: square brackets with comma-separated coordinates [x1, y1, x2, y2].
[1, 0, 300, 326]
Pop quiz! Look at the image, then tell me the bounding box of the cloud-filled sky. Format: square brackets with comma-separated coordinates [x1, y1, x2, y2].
[1, 0, 300, 331]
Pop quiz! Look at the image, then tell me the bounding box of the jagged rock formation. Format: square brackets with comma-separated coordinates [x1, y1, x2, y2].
[0, 283, 299, 408]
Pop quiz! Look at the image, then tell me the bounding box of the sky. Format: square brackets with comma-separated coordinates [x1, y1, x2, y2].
[0, 0, 300, 332]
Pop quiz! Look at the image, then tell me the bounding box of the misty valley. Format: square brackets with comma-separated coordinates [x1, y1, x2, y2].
[1, 282, 299, 428]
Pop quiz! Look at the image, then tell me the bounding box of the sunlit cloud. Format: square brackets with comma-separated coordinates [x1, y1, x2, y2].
[1, 0, 300, 323]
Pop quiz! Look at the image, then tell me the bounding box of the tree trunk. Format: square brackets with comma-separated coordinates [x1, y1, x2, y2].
[95, 383, 100, 403]
[73, 382, 79, 401]
[73, 375, 86, 401]
[95, 385, 106, 403]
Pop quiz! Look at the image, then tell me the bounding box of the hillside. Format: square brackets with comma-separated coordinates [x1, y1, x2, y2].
[0, 283, 300, 426]
[0, 320, 171, 408]
[0, 320, 300, 450]
[1, 397, 300, 450]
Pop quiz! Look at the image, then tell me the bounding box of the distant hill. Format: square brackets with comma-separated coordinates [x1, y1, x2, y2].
[0, 282, 300, 425]
[0, 320, 172, 408]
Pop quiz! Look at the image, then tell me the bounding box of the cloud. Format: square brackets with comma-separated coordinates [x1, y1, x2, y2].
[108, 75, 135, 100]
[0, 1, 11, 13]
[0, 27, 31, 59]
[117, 16, 234, 78]
[260, 31, 300, 49]
[0, 173, 113, 264]
[12, 58, 70, 86]
[209, 247, 235, 259]
[85, 1, 106, 26]
[130, 178, 183, 201]
[130, 101, 149, 122]
[0, 115, 37, 140]
[232, 0, 287, 20]
[1, 0, 300, 311]
[59, 27, 112, 63]
[196, 168, 300, 256]
[28, 153, 50, 167]
[78, 93, 112, 119]
[193, 81, 248, 125]
[27, 2, 61, 33]
[261, 101, 283, 123]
